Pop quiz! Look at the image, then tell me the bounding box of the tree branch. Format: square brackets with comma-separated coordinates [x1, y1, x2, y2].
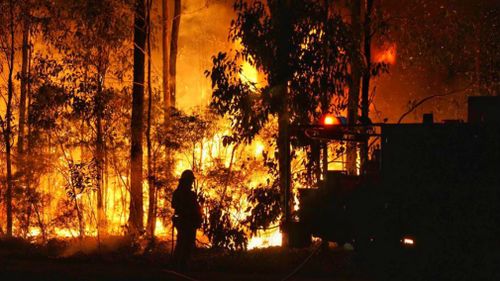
[397, 83, 474, 124]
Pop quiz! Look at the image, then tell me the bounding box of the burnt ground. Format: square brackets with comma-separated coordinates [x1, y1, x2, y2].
[0, 238, 375, 281]
[1, 237, 496, 281]
[0, 257, 368, 281]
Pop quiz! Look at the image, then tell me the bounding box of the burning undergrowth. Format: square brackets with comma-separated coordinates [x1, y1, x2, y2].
[4, 92, 311, 251]
[1, 0, 351, 251]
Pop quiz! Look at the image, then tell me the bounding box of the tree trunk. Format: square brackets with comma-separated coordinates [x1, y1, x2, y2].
[3, 0, 16, 237]
[311, 142, 321, 184]
[169, 0, 181, 107]
[74, 197, 85, 238]
[347, 0, 362, 175]
[16, 8, 30, 234]
[162, 0, 170, 120]
[129, 0, 146, 236]
[18, 13, 29, 162]
[277, 86, 291, 246]
[26, 38, 43, 241]
[162, 0, 173, 204]
[272, 0, 293, 247]
[146, 0, 156, 239]
[360, 0, 374, 175]
[96, 70, 106, 237]
[322, 143, 328, 180]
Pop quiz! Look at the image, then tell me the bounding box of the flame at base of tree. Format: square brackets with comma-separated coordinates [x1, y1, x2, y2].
[5, 106, 286, 250]
[248, 228, 282, 249]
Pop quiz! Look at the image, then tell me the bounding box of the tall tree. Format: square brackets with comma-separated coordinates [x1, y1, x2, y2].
[169, 0, 181, 107]
[13, 0, 53, 240]
[45, 0, 132, 236]
[346, 0, 362, 175]
[208, 0, 351, 246]
[347, 0, 388, 175]
[18, 3, 30, 163]
[162, 0, 170, 118]
[360, 0, 374, 173]
[16, 0, 35, 238]
[129, 0, 147, 235]
[360, 0, 373, 123]
[1, 0, 16, 237]
[272, 0, 293, 243]
[162, 0, 173, 216]
[145, 0, 156, 239]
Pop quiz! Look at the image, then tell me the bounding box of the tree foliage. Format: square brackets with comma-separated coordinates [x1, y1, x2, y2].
[243, 151, 281, 234]
[207, 0, 352, 143]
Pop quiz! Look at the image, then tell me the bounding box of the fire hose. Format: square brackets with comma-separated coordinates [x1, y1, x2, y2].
[279, 243, 322, 281]
[162, 269, 203, 281]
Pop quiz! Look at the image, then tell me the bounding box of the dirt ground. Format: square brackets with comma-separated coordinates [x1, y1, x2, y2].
[2, 237, 493, 281]
[0, 257, 371, 281]
[0, 238, 373, 281]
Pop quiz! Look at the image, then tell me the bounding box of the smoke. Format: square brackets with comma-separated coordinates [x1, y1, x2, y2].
[170, 0, 494, 123]
[373, 0, 498, 124]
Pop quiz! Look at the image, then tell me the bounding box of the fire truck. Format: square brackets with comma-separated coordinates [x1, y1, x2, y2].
[295, 97, 500, 265]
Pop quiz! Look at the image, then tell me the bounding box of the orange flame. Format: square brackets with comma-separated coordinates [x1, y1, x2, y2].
[240, 61, 259, 85]
[374, 43, 397, 65]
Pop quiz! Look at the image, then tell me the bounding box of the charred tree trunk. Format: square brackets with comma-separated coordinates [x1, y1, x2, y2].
[162, 0, 170, 120]
[360, 0, 374, 175]
[347, 0, 362, 175]
[277, 86, 291, 246]
[96, 69, 106, 237]
[162, 0, 173, 204]
[26, 42, 44, 241]
[74, 197, 85, 238]
[146, 0, 156, 239]
[16, 8, 30, 234]
[272, 0, 293, 247]
[18, 11, 29, 163]
[4, 69, 14, 237]
[169, 0, 181, 107]
[164, 0, 179, 213]
[3, 0, 16, 237]
[129, 0, 146, 236]
[322, 144, 328, 179]
[310, 142, 321, 185]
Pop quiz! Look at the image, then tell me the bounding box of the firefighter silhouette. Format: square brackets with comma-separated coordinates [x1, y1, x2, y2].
[171, 170, 202, 271]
